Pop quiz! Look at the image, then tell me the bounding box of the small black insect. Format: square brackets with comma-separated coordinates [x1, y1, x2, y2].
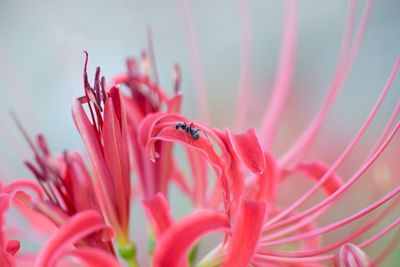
[175, 122, 201, 140]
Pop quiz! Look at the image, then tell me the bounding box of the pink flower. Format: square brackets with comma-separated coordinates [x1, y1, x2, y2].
[1, 0, 399, 266]
[71, 52, 135, 261]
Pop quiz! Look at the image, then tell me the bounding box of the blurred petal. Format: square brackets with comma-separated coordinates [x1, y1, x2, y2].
[1, 193, 17, 267]
[5, 240, 20, 255]
[65, 247, 121, 267]
[138, 112, 180, 148]
[153, 211, 230, 267]
[227, 128, 266, 174]
[186, 148, 208, 206]
[222, 198, 266, 267]
[142, 193, 174, 239]
[295, 161, 344, 195]
[255, 152, 279, 205]
[35, 210, 113, 267]
[167, 94, 183, 113]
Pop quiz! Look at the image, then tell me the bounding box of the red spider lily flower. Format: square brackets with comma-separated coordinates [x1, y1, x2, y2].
[72, 53, 135, 261]
[0, 128, 116, 265]
[14, 119, 115, 251]
[1, 0, 400, 265]
[138, 112, 266, 215]
[133, 0, 400, 266]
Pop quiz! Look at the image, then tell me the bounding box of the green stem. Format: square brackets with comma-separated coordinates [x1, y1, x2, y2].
[118, 240, 139, 267]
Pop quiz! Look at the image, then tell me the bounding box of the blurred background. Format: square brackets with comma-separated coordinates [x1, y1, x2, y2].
[0, 0, 399, 265]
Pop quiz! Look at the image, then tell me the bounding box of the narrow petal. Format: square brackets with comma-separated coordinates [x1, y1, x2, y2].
[227, 128, 266, 174]
[153, 211, 230, 267]
[185, 148, 208, 207]
[71, 99, 119, 229]
[222, 199, 266, 267]
[64, 247, 121, 267]
[255, 152, 279, 205]
[35, 210, 113, 267]
[142, 193, 174, 239]
[295, 161, 344, 195]
[138, 112, 180, 148]
[71, 99, 111, 188]
[65, 152, 100, 212]
[103, 97, 130, 230]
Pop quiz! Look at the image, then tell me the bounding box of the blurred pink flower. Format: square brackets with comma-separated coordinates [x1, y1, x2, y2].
[1, 0, 399, 266]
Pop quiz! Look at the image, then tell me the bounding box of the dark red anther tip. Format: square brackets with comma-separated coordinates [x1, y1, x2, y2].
[37, 134, 50, 156]
[83, 51, 89, 72]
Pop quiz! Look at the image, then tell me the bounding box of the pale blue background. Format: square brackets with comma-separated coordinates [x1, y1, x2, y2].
[0, 0, 399, 266]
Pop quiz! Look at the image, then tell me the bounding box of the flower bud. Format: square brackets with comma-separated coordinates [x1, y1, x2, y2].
[334, 243, 370, 267]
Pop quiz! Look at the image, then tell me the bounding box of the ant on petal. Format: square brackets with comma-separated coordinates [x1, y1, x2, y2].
[175, 122, 202, 140]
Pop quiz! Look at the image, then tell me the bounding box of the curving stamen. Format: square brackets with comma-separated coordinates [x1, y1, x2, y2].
[263, 58, 400, 231]
[279, 0, 373, 167]
[259, 0, 298, 149]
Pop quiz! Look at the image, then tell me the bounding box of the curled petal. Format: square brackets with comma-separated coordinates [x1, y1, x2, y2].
[153, 211, 230, 267]
[142, 193, 174, 239]
[334, 243, 370, 267]
[227, 128, 266, 174]
[295, 161, 344, 195]
[140, 113, 232, 211]
[139, 113, 230, 165]
[1, 180, 43, 199]
[138, 112, 181, 148]
[255, 152, 279, 205]
[222, 198, 266, 267]
[35, 210, 113, 267]
[147, 125, 231, 211]
[12, 201, 57, 234]
[0, 182, 44, 267]
[1, 180, 56, 236]
[1, 194, 17, 267]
